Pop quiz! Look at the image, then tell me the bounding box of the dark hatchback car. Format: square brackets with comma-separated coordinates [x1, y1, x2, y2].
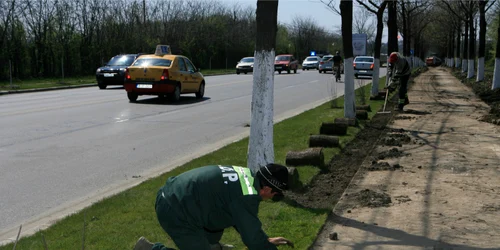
[96, 54, 142, 89]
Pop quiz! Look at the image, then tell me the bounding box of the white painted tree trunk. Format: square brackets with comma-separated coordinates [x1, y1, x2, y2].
[462, 59, 467, 73]
[371, 58, 380, 97]
[467, 59, 474, 78]
[492, 58, 500, 90]
[477, 57, 484, 82]
[344, 57, 356, 119]
[247, 50, 275, 172]
[455, 58, 460, 68]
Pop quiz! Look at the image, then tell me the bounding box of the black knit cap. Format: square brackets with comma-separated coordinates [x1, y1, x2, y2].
[257, 163, 289, 194]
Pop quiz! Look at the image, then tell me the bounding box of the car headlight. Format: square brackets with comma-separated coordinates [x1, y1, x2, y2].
[96, 68, 101, 73]
[250, 64, 253, 67]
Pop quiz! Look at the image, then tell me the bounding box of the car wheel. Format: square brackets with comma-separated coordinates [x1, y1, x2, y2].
[278, 71, 281, 74]
[127, 92, 138, 102]
[169, 84, 181, 102]
[294, 68, 297, 73]
[196, 82, 205, 99]
[287, 69, 290, 74]
[302, 68, 305, 71]
[98, 83, 106, 89]
[236, 71, 240, 75]
[318, 70, 322, 74]
[244, 72, 247, 74]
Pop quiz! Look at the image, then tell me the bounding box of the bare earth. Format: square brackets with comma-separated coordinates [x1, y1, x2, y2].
[312, 67, 500, 250]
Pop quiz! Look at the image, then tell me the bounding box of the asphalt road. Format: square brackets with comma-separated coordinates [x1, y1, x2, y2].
[0, 68, 386, 242]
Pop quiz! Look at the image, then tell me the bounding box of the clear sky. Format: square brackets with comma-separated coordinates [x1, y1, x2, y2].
[219, 0, 342, 33]
[218, 0, 394, 41]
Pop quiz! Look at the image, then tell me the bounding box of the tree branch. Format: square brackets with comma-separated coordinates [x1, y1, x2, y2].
[356, 0, 377, 14]
[320, 0, 341, 15]
[441, 0, 467, 21]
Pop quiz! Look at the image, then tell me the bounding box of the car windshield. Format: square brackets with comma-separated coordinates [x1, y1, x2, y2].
[275, 56, 290, 61]
[240, 58, 254, 63]
[355, 57, 374, 63]
[306, 57, 318, 61]
[107, 55, 136, 66]
[132, 58, 172, 67]
[322, 57, 333, 62]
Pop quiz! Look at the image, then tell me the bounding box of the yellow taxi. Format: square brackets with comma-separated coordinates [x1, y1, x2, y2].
[124, 45, 205, 102]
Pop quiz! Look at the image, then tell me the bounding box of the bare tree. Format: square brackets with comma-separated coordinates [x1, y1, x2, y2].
[477, 1, 495, 82]
[341, 0, 356, 118]
[387, 0, 398, 54]
[247, 0, 279, 173]
[321, 0, 355, 118]
[356, 0, 388, 98]
[492, 11, 500, 90]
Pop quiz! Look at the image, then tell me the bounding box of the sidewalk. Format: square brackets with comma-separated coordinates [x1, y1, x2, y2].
[313, 67, 500, 249]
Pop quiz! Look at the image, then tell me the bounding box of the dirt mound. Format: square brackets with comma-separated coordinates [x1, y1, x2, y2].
[349, 189, 392, 207]
[366, 161, 403, 171]
[377, 147, 409, 159]
[381, 133, 412, 146]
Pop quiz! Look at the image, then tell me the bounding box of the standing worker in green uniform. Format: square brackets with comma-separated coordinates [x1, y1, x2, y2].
[388, 52, 411, 111]
[134, 163, 293, 250]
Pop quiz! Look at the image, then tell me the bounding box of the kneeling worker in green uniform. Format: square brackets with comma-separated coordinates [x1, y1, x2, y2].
[134, 163, 293, 250]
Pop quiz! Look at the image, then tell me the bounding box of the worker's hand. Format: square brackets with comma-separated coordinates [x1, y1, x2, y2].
[269, 237, 294, 248]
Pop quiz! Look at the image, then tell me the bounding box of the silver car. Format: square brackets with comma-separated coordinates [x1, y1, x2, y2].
[353, 56, 374, 78]
[318, 55, 333, 73]
[302, 56, 320, 70]
[236, 57, 254, 74]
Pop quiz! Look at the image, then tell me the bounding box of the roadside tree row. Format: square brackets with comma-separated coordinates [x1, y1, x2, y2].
[0, 0, 334, 80]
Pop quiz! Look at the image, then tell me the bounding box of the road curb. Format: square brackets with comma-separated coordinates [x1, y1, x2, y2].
[0, 84, 97, 95]
[0, 73, 235, 96]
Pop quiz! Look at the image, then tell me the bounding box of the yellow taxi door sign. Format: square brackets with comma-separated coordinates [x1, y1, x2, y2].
[155, 45, 171, 56]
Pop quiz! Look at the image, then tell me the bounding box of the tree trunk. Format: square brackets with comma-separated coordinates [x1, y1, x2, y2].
[467, 12, 475, 79]
[492, 13, 500, 90]
[387, 1, 398, 54]
[456, 23, 461, 68]
[462, 20, 468, 73]
[371, 2, 388, 97]
[320, 122, 348, 135]
[477, 1, 486, 82]
[247, 0, 279, 174]
[340, 0, 355, 119]
[285, 148, 324, 167]
[309, 135, 340, 148]
[401, 1, 408, 56]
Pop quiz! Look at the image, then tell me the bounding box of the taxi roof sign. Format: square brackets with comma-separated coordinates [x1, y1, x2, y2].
[155, 45, 172, 56]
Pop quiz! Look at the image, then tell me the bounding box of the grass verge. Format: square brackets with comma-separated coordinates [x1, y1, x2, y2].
[0, 69, 235, 91]
[0, 76, 392, 250]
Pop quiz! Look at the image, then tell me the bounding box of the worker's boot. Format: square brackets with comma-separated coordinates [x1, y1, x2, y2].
[394, 103, 404, 112]
[210, 243, 235, 250]
[134, 236, 153, 250]
[404, 97, 410, 106]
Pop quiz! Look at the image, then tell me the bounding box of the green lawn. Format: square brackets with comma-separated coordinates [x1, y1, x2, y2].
[0, 75, 394, 250]
[0, 69, 235, 91]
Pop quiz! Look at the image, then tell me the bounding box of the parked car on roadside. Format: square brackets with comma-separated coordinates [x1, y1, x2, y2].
[96, 54, 143, 89]
[274, 54, 298, 74]
[353, 56, 374, 78]
[124, 46, 205, 103]
[236, 57, 254, 74]
[302, 56, 321, 70]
